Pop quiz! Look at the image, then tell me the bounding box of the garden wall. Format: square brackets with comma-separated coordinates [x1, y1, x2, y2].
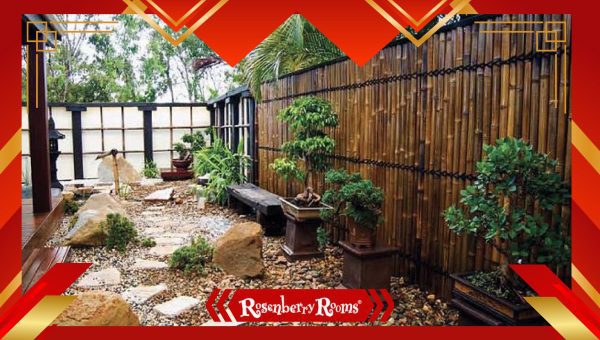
[257, 14, 571, 297]
[22, 103, 210, 182]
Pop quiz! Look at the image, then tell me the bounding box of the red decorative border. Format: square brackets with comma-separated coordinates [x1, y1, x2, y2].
[2, 0, 598, 337]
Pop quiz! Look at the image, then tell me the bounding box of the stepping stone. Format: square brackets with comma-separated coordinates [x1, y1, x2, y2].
[142, 227, 165, 236]
[122, 283, 167, 304]
[131, 259, 169, 270]
[141, 178, 163, 187]
[153, 296, 199, 317]
[77, 268, 121, 288]
[154, 237, 188, 246]
[144, 188, 174, 202]
[148, 245, 181, 257]
[146, 206, 164, 211]
[141, 211, 161, 217]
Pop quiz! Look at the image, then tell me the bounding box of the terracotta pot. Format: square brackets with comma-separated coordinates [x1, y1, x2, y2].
[348, 221, 375, 249]
[172, 158, 192, 172]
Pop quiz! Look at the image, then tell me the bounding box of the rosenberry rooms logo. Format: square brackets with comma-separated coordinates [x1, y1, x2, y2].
[238, 295, 361, 318]
[207, 289, 393, 322]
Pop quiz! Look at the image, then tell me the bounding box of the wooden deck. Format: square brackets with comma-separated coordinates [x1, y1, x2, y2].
[22, 247, 71, 293]
[22, 197, 65, 262]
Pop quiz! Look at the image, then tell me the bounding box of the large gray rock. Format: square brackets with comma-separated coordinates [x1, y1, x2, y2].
[64, 193, 127, 247]
[53, 291, 140, 326]
[213, 222, 264, 278]
[97, 154, 141, 184]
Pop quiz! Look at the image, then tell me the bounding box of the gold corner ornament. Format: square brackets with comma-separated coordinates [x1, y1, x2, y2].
[525, 297, 597, 339]
[365, 0, 477, 47]
[121, 0, 229, 46]
[3, 295, 77, 340]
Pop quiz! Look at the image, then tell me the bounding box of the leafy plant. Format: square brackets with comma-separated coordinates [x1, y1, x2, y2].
[102, 213, 137, 252]
[193, 132, 250, 205]
[444, 137, 570, 286]
[173, 142, 189, 160]
[466, 271, 521, 304]
[182, 131, 206, 154]
[140, 237, 156, 248]
[142, 160, 159, 178]
[169, 237, 213, 273]
[270, 96, 338, 206]
[321, 169, 384, 230]
[316, 226, 329, 251]
[118, 183, 132, 200]
[64, 200, 80, 215]
[240, 15, 343, 100]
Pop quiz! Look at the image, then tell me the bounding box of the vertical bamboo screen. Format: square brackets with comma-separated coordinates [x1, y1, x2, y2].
[257, 14, 571, 298]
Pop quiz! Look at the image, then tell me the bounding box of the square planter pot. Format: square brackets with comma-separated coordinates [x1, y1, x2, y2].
[340, 241, 398, 289]
[280, 212, 324, 261]
[450, 272, 543, 326]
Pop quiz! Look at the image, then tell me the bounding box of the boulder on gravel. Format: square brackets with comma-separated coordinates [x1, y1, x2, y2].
[98, 154, 141, 184]
[53, 291, 140, 326]
[213, 222, 264, 278]
[64, 193, 127, 247]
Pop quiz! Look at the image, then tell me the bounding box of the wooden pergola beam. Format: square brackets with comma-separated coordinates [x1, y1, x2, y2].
[26, 40, 52, 213]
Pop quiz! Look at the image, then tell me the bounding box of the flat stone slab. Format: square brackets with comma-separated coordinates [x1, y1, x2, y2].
[141, 178, 163, 186]
[148, 245, 181, 257]
[144, 188, 174, 202]
[77, 268, 121, 288]
[145, 206, 164, 211]
[141, 211, 161, 217]
[141, 227, 165, 236]
[154, 237, 189, 246]
[153, 296, 199, 317]
[122, 283, 168, 304]
[131, 259, 169, 270]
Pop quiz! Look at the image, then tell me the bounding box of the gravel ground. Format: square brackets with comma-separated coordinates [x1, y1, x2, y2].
[49, 180, 459, 326]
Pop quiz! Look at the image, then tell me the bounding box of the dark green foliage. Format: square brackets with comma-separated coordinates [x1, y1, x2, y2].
[140, 237, 156, 248]
[271, 97, 338, 191]
[142, 160, 159, 178]
[169, 237, 213, 273]
[444, 137, 571, 272]
[173, 142, 189, 160]
[316, 226, 329, 251]
[102, 213, 137, 252]
[321, 169, 384, 230]
[182, 131, 206, 154]
[466, 271, 521, 304]
[193, 132, 249, 205]
[64, 200, 79, 215]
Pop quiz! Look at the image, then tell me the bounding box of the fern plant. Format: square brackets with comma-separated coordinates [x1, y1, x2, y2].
[193, 132, 250, 205]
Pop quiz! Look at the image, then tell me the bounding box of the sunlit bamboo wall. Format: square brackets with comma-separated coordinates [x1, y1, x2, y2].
[257, 14, 571, 297]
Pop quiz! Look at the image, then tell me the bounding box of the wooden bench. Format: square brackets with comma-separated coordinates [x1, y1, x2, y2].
[227, 183, 285, 235]
[22, 247, 71, 293]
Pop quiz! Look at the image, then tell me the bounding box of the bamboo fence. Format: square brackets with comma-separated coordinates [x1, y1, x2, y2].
[256, 14, 571, 298]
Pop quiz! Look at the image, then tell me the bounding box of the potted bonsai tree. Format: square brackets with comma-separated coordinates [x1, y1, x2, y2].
[172, 142, 192, 172]
[444, 137, 570, 325]
[271, 96, 338, 260]
[271, 96, 338, 217]
[321, 169, 384, 248]
[172, 131, 207, 173]
[321, 169, 396, 289]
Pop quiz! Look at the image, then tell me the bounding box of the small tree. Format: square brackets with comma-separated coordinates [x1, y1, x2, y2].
[444, 137, 570, 286]
[270, 96, 338, 206]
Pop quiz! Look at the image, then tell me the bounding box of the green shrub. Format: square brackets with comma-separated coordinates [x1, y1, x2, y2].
[182, 131, 206, 154]
[321, 169, 384, 230]
[316, 226, 329, 251]
[444, 137, 570, 284]
[270, 96, 338, 205]
[193, 132, 250, 205]
[169, 237, 213, 273]
[64, 200, 79, 215]
[140, 237, 156, 248]
[142, 160, 159, 178]
[102, 213, 137, 252]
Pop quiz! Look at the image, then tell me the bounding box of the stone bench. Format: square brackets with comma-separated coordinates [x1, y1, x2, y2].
[227, 183, 284, 235]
